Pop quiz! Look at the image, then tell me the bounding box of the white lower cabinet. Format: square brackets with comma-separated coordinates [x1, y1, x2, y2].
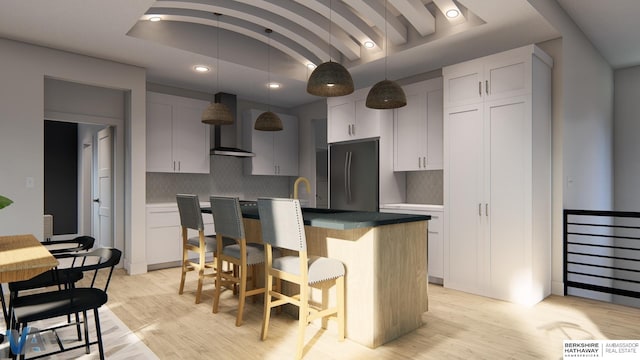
[380, 204, 444, 284]
[146, 204, 214, 267]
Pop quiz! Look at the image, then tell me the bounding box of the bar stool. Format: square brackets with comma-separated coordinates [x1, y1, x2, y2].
[176, 194, 233, 304]
[257, 197, 345, 359]
[210, 196, 272, 326]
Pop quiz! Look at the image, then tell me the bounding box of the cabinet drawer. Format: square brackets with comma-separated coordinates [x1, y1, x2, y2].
[147, 208, 180, 227]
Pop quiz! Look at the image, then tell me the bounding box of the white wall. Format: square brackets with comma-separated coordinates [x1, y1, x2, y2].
[0, 38, 147, 274]
[614, 66, 640, 211]
[528, 0, 615, 295]
[292, 99, 328, 207]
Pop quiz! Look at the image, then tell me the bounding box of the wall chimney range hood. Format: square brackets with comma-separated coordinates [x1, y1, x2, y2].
[210, 92, 255, 157]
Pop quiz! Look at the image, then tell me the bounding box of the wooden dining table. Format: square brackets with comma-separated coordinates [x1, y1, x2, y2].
[0, 234, 59, 283]
[0, 234, 59, 339]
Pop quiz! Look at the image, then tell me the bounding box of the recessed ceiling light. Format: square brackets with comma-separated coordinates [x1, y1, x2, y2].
[445, 9, 460, 18]
[363, 41, 375, 49]
[268, 83, 281, 89]
[193, 65, 210, 73]
[149, 16, 162, 22]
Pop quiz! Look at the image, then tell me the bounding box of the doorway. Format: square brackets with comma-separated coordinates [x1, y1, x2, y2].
[44, 77, 124, 251]
[44, 120, 113, 247]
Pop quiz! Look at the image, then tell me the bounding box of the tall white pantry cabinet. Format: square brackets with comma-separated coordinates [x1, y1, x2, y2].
[443, 44, 552, 305]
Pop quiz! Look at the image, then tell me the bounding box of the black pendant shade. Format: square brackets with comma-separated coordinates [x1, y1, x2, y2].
[306, 61, 354, 97]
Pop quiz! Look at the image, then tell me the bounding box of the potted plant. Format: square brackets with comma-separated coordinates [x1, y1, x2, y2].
[0, 195, 13, 209]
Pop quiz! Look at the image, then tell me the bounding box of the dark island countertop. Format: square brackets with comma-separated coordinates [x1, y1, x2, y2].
[202, 206, 430, 231]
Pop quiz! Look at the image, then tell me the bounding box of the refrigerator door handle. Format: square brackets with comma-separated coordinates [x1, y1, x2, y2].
[346, 151, 353, 203]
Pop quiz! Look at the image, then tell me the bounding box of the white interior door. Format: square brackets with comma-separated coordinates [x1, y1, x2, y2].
[96, 127, 113, 248]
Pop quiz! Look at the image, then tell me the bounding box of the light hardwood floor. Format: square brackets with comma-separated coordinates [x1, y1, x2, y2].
[106, 267, 640, 359]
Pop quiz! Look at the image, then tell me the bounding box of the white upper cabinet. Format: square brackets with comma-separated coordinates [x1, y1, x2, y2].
[327, 87, 385, 143]
[393, 78, 443, 171]
[146, 92, 210, 173]
[443, 45, 540, 108]
[243, 109, 299, 176]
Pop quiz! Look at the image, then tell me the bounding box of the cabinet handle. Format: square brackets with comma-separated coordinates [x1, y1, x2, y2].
[173, 161, 176, 171]
[478, 203, 482, 216]
[178, 161, 181, 172]
[485, 80, 489, 95]
[423, 156, 426, 168]
[478, 81, 482, 96]
[418, 157, 421, 168]
[485, 203, 489, 217]
[352, 124, 356, 136]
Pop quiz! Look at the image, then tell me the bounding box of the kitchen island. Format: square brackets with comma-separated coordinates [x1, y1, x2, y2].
[233, 206, 430, 348]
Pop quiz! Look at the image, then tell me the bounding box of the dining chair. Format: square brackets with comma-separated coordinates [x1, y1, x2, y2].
[176, 194, 233, 304]
[257, 198, 345, 359]
[210, 196, 276, 326]
[1, 235, 96, 329]
[10, 247, 121, 360]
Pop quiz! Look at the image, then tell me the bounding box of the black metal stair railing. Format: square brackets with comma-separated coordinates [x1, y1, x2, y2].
[564, 209, 640, 303]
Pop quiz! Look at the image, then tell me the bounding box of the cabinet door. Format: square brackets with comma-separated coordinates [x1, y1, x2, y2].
[444, 104, 486, 295]
[327, 99, 354, 143]
[353, 98, 381, 140]
[243, 109, 274, 175]
[146, 207, 181, 264]
[394, 90, 426, 171]
[146, 101, 174, 172]
[425, 87, 443, 169]
[172, 103, 210, 173]
[486, 96, 531, 302]
[274, 113, 299, 176]
[443, 60, 483, 108]
[484, 49, 531, 102]
[426, 211, 444, 280]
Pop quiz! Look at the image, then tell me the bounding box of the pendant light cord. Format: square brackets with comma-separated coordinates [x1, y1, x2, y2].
[266, 28, 272, 111]
[215, 13, 221, 97]
[384, 0, 388, 80]
[329, 0, 332, 62]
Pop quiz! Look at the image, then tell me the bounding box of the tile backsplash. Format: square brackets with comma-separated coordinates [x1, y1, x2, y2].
[146, 156, 290, 203]
[148, 157, 443, 206]
[406, 170, 443, 205]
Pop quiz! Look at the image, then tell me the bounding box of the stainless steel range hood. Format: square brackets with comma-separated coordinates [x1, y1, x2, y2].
[209, 92, 255, 158]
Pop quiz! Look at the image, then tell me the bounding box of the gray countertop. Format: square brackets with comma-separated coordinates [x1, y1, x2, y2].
[202, 206, 430, 231]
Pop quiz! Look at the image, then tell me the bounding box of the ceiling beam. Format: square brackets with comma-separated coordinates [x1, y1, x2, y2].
[341, 0, 407, 45]
[389, 0, 435, 37]
[295, 0, 383, 50]
[234, 0, 361, 61]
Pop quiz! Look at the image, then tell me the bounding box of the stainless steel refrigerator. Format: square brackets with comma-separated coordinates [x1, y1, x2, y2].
[329, 139, 379, 211]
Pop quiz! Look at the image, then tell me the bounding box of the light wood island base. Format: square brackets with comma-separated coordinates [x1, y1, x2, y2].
[243, 218, 428, 348]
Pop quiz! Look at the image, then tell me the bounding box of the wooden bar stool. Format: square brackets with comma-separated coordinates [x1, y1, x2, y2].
[176, 194, 233, 304]
[210, 196, 276, 326]
[257, 197, 345, 360]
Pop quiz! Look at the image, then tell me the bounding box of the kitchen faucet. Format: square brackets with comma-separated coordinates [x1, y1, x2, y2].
[293, 176, 311, 199]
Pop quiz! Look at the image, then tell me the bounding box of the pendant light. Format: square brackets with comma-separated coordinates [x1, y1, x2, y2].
[202, 13, 234, 125]
[366, 0, 407, 109]
[255, 28, 283, 131]
[306, 0, 354, 97]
